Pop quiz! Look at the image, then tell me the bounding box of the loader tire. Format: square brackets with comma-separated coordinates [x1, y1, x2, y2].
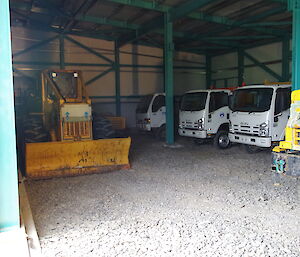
[93, 115, 115, 139]
[24, 116, 49, 143]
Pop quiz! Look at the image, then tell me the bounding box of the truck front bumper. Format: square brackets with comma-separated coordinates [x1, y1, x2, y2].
[229, 133, 271, 147]
[178, 128, 207, 138]
[136, 123, 151, 131]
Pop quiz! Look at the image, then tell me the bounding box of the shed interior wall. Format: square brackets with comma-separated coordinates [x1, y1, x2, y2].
[212, 41, 292, 87]
[12, 27, 206, 127]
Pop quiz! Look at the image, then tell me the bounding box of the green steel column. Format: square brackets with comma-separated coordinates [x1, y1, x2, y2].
[0, 0, 20, 232]
[291, 0, 300, 90]
[164, 12, 174, 144]
[238, 49, 244, 86]
[206, 55, 212, 89]
[115, 42, 121, 116]
[59, 34, 65, 69]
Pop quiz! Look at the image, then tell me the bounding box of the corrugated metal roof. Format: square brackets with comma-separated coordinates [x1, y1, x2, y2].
[10, 0, 291, 55]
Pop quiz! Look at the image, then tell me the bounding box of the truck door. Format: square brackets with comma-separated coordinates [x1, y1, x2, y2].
[207, 92, 229, 134]
[150, 94, 166, 128]
[272, 88, 291, 141]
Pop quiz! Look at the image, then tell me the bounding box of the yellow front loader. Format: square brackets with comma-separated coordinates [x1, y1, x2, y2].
[272, 90, 300, 176]
[25, 70, 130, 179]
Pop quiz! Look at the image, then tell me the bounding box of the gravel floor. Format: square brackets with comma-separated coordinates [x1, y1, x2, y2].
[27, 133, 300, 257]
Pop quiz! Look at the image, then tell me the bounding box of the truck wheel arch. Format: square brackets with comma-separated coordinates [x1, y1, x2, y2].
[217, 123, 229, 132]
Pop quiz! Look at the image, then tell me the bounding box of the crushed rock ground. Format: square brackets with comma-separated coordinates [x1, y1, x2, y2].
[27, 133, 300, 257]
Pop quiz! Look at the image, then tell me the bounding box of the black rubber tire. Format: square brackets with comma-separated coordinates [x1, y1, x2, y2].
[244, 144, 262, 154]
[92, 115, 115, 139]
[23, 116, 49, 143]
[194, 138, 205, 145]
[214, 130, 231, 149]
[155, 124, 166, 141]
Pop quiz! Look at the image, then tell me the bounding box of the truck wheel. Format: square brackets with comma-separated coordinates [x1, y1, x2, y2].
[244, 144, 261, 154]
[214, 130, 231, 149]
[155, 124, 166, 141]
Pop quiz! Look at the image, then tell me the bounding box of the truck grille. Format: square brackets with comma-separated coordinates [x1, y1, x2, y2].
[181, 121, 198, 129]
[233, 124, 259, 136]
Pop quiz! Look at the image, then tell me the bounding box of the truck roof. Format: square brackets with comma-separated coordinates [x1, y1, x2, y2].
[236, 84, 291, 90]
[185, 89, 231, 94]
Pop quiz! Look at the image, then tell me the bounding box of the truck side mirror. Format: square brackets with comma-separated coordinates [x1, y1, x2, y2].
[274, 113, 282, 122]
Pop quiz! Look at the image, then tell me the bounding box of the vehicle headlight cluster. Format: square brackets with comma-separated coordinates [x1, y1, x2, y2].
[144, 118, 151, 124]
[259, 122, 269, 137]
[229, 120, 233, 133]
[197, 118, 204, 130]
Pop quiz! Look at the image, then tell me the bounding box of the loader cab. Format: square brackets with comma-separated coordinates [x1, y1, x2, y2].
[42, 70, 92, 141]
[46, 71, 88, 103]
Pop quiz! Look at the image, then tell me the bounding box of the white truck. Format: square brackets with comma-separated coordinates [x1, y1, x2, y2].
[178, 89, 232, 149]
[136, 93, 173, 140]
[229, 84, 291, 153]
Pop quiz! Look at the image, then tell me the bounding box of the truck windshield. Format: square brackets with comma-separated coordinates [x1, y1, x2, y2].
[231, 88, 273, 112]
[180, 92, 208, 111]
[136, 95, 153, 113]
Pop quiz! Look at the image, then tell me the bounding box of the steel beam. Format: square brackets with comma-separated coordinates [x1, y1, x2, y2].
[0, 0, 19, 233]
[206, 55, 212, 88]
[164, 13, 174, 145]
[291, 0, 300, 90]
[282, 35, 290, 81]
[13, 35, 59, 58]
[86, 68, 113, 85]
[169, 0, 213, 21]
[244, 51, 283, 81]
[243, 21, 292, 27]
[202, 6, 287, 38]
[76, 15, 139, 30]
[238, 49, 244, 86]
[65, 36, 114, 64]
[114, 42, 121, 116]
[107, 0, 169, 12]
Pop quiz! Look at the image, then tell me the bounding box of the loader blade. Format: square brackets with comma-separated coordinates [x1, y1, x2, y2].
[25, 137, 131, 179]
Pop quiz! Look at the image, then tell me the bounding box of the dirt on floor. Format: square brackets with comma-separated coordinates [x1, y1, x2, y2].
[27, 133, 300, 257]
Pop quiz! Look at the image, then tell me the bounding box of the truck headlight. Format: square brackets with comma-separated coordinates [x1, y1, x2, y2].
[229, 120, 233, 133]
[197, 118, 204, 130]
[179, 124, 183, 129]
[144, 118, 151, 124]
[259, 122, 269, 137]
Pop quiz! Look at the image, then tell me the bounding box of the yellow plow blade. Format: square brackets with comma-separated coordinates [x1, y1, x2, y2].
[26, 137, 131, 179]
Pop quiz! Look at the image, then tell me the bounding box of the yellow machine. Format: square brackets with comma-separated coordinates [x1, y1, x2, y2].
[272, 89, 300, 175]
[25, 70, 131, 179]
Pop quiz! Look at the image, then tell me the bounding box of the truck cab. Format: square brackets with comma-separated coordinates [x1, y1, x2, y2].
[136, 93, 167, 139]
[178, 89, 231, 148]
[229, 84, 291, 152]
